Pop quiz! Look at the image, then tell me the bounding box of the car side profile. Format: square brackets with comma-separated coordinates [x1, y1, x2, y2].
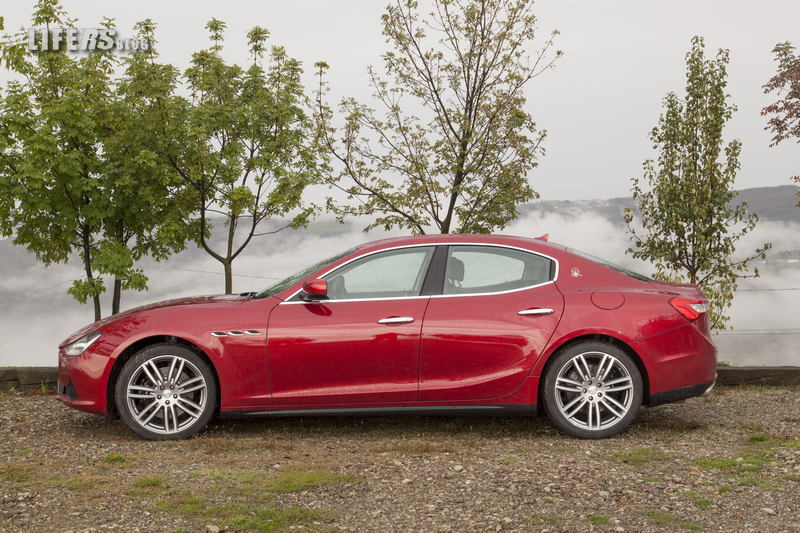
[57, 234, 717, 440]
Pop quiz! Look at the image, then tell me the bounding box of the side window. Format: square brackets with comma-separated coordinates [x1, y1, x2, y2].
[444, 246, 553, 295]
[324, 247, 434, 300]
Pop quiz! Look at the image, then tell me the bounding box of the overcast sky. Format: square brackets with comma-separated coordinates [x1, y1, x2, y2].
[1, 0, 798, 201]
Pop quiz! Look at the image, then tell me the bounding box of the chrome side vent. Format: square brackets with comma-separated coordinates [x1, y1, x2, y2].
[212, 330, 261, 338]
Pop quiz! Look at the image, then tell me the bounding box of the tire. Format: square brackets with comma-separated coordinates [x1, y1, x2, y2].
[115, 343, 217, 440]
[542, 341, 643, 439]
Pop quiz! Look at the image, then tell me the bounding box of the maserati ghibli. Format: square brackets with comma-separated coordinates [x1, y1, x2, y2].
[57, 234, 717, 440]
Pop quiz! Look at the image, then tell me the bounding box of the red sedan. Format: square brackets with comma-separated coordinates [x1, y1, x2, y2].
[57, 234, 716, 440]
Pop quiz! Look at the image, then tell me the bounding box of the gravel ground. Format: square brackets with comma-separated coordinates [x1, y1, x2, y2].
[1, 387, 799, 533]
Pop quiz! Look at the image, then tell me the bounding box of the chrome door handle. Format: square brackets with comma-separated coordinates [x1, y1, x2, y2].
[377, 316, 415, 324]
[518, 308, 554, 316]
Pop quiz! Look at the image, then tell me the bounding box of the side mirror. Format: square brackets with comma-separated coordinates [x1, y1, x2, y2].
[300, 279, 328, 301]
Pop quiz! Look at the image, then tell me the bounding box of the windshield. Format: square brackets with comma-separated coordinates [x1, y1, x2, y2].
[565, 247, 653, 282]
[253, 248, 356, 299]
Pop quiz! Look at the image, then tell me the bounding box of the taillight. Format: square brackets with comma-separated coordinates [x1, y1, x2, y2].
[670, 297, 709, 320]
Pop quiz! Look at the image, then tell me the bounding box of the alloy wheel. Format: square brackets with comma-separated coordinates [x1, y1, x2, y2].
[553, 351, 634, 431]
[126, 355, 208, 435]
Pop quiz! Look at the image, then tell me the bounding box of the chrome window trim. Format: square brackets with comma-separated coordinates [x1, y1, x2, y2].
[278, 242, 559, 306]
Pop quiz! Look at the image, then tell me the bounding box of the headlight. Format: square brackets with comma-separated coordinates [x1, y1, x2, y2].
[64, 332, 102, 357]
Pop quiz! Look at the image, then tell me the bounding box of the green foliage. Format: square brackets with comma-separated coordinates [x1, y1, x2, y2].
[0, 1, 191, 319]
[762, 41, 800, 205]
[625, 36, 770, 329]
[315, 0, 561, 234]
[128, 19, 324, 293]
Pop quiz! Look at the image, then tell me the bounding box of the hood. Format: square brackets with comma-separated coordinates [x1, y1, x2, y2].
[59, 294, 247, 348]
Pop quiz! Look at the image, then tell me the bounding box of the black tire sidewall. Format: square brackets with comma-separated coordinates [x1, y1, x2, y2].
[543, 341, 643, 439]
[115, 343, 217, 441]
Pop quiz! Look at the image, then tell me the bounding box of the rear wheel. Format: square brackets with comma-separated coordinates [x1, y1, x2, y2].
[542, 341, 643, 439]
[115, 344, 217, 440]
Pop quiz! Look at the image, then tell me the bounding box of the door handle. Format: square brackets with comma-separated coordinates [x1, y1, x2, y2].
[377, 316, 415, 325]
[518, 308, 554, 316]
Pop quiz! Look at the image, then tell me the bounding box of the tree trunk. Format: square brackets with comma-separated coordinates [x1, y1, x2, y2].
[91, 286, 101, 321]
[223, 260, 233, 294]
[81, 231, 102, 321]
[112, 278, 122, 315]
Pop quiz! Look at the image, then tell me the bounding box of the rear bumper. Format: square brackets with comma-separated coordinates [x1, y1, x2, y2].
[632, 322, 717, 402]
[57, 348, 111, 416]
[648, 380, 715, 406]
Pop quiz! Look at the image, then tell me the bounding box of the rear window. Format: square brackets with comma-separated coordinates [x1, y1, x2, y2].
[565, 247, 652, 282]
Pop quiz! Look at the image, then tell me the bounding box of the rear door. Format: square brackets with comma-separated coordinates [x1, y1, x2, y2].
[419, 245, 564, 401]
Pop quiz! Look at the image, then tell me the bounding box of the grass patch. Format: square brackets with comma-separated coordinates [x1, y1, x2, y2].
[193, 467, 357, 495]
[133, 476, 165, 488]
[643, 476, 660, 483]
[694, 452, 775, 473]
[746, 434, 800, 448]
[530, 513, 564, 526]
[266, 470, 358, 493]
[229, 505, 324, 533]
[644, 510, 703, 530]
[103, 452, 128, 465]
[587, 514, 609, 524]
[611, 447, 669, 465]
[63, 477, 92, 491]
[738, 475, 759, 486]
[160, 493, 328, 533]
[0, 464, 33, 483]
[692, 457, 738, 469]
[682, 491, 713, 510]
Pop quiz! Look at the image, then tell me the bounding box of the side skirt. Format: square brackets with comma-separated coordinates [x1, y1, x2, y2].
[220, 404, 538, 419]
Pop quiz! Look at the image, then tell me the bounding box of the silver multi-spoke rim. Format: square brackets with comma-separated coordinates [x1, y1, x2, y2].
[554, 351, 634, 431]
[126, 355, 207, 435]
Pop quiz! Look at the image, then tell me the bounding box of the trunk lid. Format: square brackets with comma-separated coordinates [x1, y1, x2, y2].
[648, 280, 706, 299]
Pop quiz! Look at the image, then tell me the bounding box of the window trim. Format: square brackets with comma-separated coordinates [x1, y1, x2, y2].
[312, 245, 435, 302]
[441, 244, 557, 297]
[279, 242, 560, 305]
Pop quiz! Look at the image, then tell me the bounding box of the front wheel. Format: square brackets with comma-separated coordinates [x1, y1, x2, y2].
[115, 344, 217, 440]
[542, 341, 643, 439]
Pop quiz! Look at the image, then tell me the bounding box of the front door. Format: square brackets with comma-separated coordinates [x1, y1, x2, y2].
[419, 245, 564, 401]
[267, 246, 435, 405]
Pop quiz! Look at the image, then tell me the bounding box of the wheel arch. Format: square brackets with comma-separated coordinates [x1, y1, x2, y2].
[536, 333, 651, 409]
[105, 335, 221, 420]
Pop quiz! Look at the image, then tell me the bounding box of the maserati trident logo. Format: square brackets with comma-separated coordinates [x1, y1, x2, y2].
[570, 267, 582, 278]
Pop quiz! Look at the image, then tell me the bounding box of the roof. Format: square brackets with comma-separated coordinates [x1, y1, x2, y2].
[355, 233, 566, 252]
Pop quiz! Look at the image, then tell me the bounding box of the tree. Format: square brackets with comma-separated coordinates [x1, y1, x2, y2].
[762, 41, 800, 207]
[624, 36, 771, 329]
[315, 0, 561, 234]
[0, 1, 191, 319]
[139, 19, 322, 294]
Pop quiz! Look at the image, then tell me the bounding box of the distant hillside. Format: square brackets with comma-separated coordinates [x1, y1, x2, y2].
[520, 184, 800, 224]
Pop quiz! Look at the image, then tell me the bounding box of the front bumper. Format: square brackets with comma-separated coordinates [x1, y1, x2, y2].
[57, 347, 112, 415]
